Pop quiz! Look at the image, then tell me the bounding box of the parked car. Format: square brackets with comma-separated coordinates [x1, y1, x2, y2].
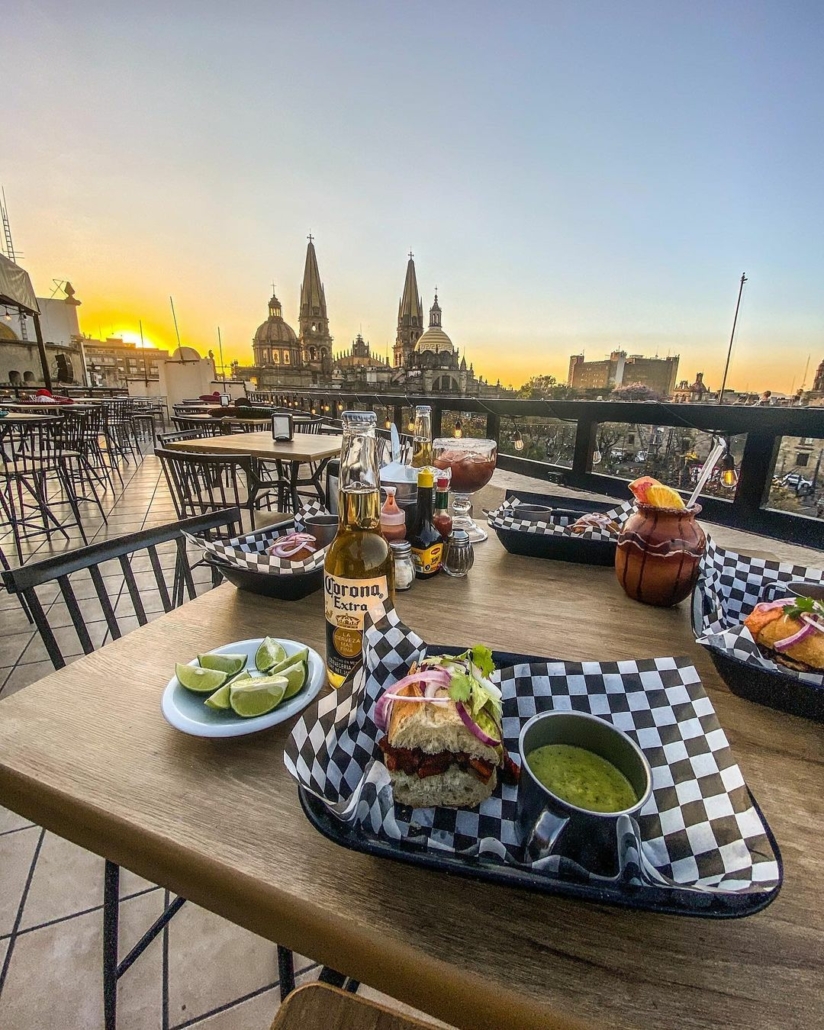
[780, 472, 814, 496]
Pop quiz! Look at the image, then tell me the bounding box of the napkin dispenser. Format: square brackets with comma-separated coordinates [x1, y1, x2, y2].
[271, 413, 294, 441]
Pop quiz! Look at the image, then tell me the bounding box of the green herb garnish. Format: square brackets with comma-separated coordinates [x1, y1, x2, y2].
[786, 596, 824, 621]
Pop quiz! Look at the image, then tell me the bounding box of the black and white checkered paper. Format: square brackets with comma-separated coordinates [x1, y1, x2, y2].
[696, 539, 824, 686]
[486, 497, 632, 541]
[185, 501, 330, 575]
[285, 603, 779, 895]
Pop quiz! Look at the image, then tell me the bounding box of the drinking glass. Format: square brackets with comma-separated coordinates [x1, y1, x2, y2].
[433, 437, 497, 542]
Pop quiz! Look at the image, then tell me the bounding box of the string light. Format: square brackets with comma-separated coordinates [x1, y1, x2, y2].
[3, 308, 11, 322]
[385, 418, 392, 429]
[592, 450, 602, 465]
[721, 439, 738, 488]
[454, 419, 463, 439]
[514, 428, 524, 452]
[407, 419, 415, 432]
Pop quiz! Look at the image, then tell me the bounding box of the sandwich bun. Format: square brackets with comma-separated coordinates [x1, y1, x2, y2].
[744, 608, 824, 671]
[387, 685, 500, 766]
[389, 766, 497, 809]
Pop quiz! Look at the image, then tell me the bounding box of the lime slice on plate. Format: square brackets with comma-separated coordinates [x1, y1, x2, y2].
[280, 660, 308, 699]
[197, 653, 248, 676]
[229, 677, 287, 717]
[267, 647, 310, 678]
[255, 637, 287, 673]
[176, 664, 227, 694]
[204, 683, 232, 710]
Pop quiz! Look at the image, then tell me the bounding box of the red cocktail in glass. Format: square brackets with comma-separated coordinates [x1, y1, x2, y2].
[433, 438, 497, 542]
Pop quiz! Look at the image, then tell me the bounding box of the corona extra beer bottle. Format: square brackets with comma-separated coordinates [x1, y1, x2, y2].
[324, 411, 394, 687]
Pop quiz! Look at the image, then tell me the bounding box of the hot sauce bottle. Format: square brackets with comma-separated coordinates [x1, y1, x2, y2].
[408, 468, 444, 578]
[433, 475, 453, 539]
[380, 486, 407, 543]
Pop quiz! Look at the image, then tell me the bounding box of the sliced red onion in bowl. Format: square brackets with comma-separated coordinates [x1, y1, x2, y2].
[456, 702, 501, 747]
[801, 613, 824, 633]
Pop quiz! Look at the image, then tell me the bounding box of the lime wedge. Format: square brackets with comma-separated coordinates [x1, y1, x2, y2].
[176, 664, 227, 694]
[198, 653, 248, 677]
[280, 659, 308, 699]
[268, 647, 310, 678]
[255, 637, 287, 673]
[229, 677, 287, 717]
[204, 683, 232, 710]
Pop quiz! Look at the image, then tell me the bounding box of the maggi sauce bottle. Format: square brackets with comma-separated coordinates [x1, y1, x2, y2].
[408, 468, 444, 578]
[324, 411, 394, 687]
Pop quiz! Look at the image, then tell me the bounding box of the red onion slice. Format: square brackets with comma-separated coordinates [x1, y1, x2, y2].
[456, 702, 501, 748]
[774, 621, 816, 651]
[801, 613, 824, 634]
[373, 669, 452, 730]
[753, 599, 795, 613]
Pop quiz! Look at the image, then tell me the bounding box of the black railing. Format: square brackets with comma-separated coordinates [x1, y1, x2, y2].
[257, 391, 824, 549]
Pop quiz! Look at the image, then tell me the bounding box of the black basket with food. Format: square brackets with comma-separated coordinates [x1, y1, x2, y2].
[486, 490, 632, 566]
[692, 541, 824, 722]
[186, 506, 330, 602]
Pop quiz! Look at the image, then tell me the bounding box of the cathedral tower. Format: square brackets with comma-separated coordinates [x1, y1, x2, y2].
[394, 252, 424, 367]
[299, 235, 333, 374]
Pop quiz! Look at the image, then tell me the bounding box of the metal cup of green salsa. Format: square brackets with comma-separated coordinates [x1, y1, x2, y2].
[516, 711, 652, 875]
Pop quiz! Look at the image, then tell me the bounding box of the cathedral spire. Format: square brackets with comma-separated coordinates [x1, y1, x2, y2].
[298, 235, 333, 374]
[394, 251, 424, 367]
[299, 235, 327, 321]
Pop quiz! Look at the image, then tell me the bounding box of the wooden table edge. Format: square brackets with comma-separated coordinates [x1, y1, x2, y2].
[0, 763, 590, 1030]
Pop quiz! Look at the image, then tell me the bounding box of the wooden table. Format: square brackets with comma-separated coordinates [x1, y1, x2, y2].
[3, 401, 102, 412]
[0, 532, 821, 1030]
[165, 431, 341, 511]
[0, 412, 57, 423]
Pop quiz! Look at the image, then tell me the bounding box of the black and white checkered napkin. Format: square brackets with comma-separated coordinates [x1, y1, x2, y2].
[486, 497, 632, 540]
[695, 539, 824, 685]
[185, 501, 330, 575]
[285, 603, 779, 895]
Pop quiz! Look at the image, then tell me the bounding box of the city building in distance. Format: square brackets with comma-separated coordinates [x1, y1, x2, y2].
[568, 350, 680, 398]
[234, 239, 497, 396]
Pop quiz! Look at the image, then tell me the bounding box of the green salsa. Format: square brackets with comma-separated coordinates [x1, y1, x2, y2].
[527, 744, 637, 813]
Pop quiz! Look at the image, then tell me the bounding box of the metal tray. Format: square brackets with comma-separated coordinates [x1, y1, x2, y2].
[490, 490, 618, 566]
[298, 646, 782, 919]
[691, 581, 824, 722]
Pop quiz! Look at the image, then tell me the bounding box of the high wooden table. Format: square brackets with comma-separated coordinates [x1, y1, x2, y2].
[0, 532, 822, 1030]
[164, 430, 341, 511]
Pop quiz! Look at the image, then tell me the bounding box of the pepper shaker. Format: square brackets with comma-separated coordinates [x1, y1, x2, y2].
[442, 529, 474, 578]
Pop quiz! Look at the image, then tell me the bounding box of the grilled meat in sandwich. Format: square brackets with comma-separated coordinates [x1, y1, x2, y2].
[744, 597, 824, 673]
[374, 646, 519, 809]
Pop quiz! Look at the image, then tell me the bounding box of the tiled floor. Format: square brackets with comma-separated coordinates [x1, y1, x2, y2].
[0, 448, 453, 1029]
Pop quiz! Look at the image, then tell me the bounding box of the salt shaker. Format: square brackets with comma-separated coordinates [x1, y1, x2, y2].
[389, 540, 415, 591]
[442, 529, 474, 578]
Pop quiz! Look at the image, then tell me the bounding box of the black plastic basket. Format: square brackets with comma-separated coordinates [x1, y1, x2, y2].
[691, 582, 824, 722]
[489, 489, 619, 566]
[203, 552, 323, 601]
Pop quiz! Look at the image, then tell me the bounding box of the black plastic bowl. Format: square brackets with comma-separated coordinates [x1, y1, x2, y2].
[203, 552, 323, 601]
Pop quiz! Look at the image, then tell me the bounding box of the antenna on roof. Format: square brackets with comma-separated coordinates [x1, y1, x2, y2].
[170, 296, 182, 350]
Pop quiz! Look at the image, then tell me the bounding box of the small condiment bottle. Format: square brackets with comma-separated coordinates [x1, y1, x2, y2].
[408, 468, 444, 578]
[442, 529, 474, 578]
[389, 540, 415, 591]
[380, 486, 407, 543]
[433, 475, 453, 539]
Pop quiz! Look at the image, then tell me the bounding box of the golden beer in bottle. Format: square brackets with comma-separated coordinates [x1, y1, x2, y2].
[411, 405, 433, 468]
[324, 411, 394, 687]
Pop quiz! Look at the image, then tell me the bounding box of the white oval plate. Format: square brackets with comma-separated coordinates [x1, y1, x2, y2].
[161, 637, 325, 738]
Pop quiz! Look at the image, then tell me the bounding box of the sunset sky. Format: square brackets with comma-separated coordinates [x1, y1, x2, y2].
[3, 1, 823, 393]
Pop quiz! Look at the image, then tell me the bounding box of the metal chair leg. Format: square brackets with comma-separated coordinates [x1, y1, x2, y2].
[103, 860, 120, 1030]
[277, 945, 296, 1001]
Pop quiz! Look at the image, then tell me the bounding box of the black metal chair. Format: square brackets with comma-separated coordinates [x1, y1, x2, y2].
[1, 507, 252, 1030]
[171, 415, 223, 435]
[155, 446, 288, 528]
[157, 427, 206, 446]
[0, 416, 91, 562]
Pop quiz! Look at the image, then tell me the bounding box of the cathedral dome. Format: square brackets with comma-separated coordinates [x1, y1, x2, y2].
[254, 293, 297, 345]
[414, 292, 454, 354]
[414, 325, 455, 354]
[0, 322, 19, 341]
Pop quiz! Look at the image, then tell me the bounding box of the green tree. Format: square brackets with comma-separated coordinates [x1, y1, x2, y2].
[517, 375, 578, 399]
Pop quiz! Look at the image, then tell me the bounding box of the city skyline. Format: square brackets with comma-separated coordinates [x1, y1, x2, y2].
[3, 2, 823, 393]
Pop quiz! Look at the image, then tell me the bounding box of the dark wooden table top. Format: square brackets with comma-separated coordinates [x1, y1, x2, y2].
[0, 530, 821, 1030]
